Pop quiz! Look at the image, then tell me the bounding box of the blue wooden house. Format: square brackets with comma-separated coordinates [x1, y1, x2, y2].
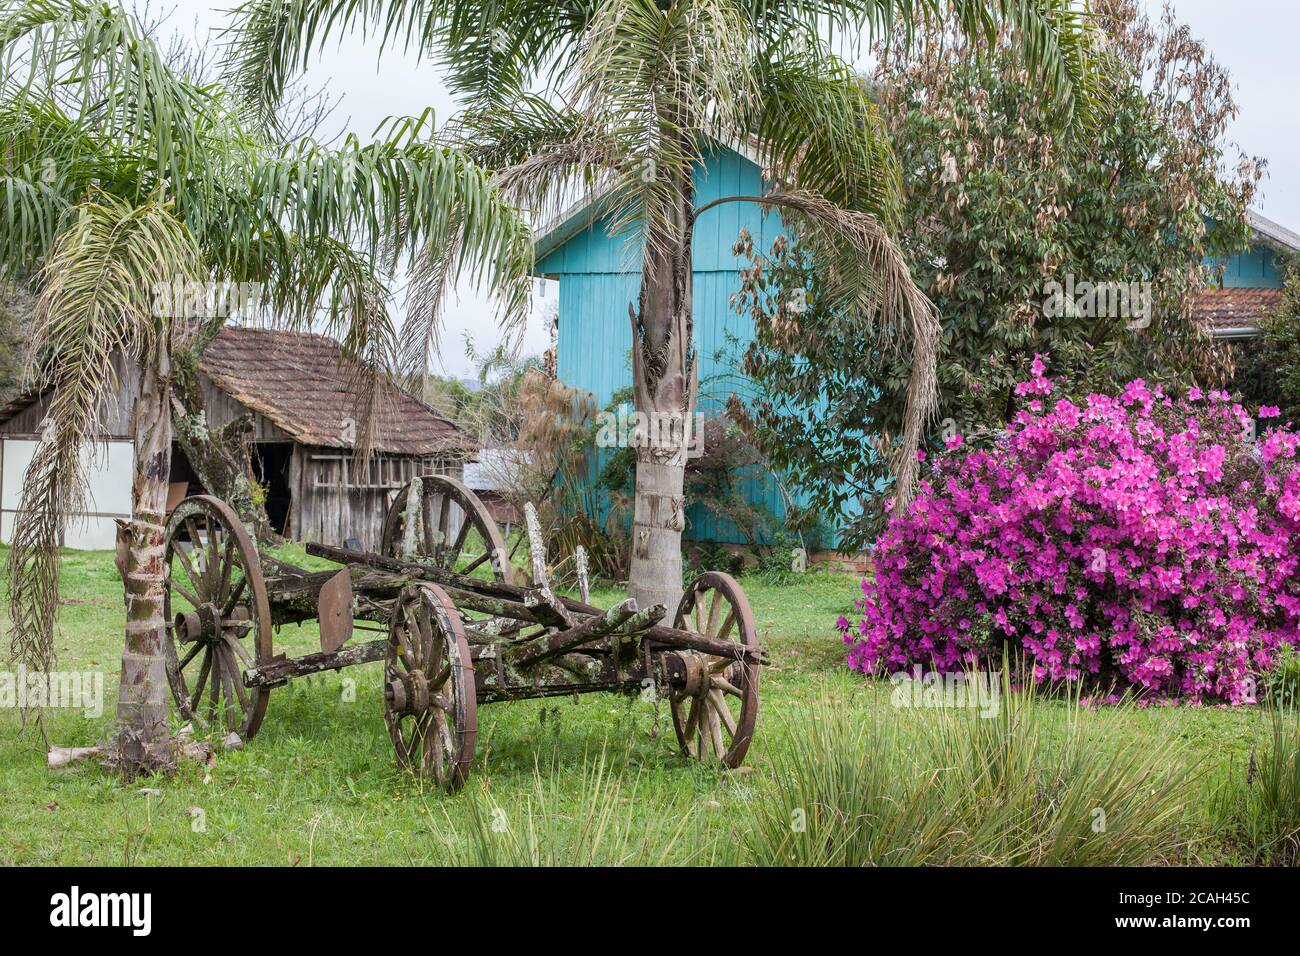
[1202, 211, 1299, 339]
[533, 146, 1299, 548]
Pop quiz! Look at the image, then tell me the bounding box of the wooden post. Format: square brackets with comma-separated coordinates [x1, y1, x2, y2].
[575, 545, 590, 603]
[525, 501, 547, 588]
[401, 475, 423, 559]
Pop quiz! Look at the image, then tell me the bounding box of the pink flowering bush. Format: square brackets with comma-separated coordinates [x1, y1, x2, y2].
[839, 357, 1300, 704]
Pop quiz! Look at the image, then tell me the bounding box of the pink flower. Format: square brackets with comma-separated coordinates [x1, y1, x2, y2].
[1260, 406, 1281, 419]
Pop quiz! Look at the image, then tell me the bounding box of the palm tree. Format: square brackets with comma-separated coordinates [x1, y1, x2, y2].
[0, 0, 532, 776]
[224, 0, 1101, 611]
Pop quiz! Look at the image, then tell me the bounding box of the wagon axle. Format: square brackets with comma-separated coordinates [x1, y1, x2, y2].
[161, 476, 766, 790]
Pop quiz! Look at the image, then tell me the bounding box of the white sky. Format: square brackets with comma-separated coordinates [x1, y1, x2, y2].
[157, 0, 1300, 378]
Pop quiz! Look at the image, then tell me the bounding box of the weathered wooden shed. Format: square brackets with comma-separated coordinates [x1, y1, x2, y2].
[0, 326, 468, 550]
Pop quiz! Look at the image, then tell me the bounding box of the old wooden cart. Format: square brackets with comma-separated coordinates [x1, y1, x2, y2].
[161, 476, 766, 790]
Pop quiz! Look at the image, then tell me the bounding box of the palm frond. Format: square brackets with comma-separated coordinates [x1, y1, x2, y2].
[6, 189, 199, 679]
[698, 187, 941, 504]
[0, 0, 216, 186]
[749, 44, 903, 228]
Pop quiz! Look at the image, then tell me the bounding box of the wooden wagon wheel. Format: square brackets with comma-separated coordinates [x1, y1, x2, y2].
[383, 584, 477, 791]
[162, 495, 273, 740]
[669, 572, 760, 768]
[381, 474, 514, 585]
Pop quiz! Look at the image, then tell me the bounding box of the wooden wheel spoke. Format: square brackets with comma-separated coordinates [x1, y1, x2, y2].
[223, 632, 253, 668]
[683, 697, 701, 742]
[206, 521, 224, 594]
[434, 495, 451, 565]
[710, 654, 740, 674]
[221, 574, 248, 616]
[189, 649, 213, 714]
[716, 612, 736, 644]
[208, 645, 222, 724]
[178, 640, 204, 671]
[167, 578, 202, 610]
[216, 532, 235, 604]
[446, 515, 471, 568]
[708, 699, 726, 757]
[218, 647, 239, 732]
[421, 493, 437, 556]
[462, 550, 490, 574]
[713, 676, 743, 697]
[430, 661, 451, 691]
[172, 531, 202, 592]
[184, 518, 209, 586]
[697, 700, 711, 757]
[223, 645, 251, 712]
[705, 590, 721, 638]
[709, 689, 736, 736]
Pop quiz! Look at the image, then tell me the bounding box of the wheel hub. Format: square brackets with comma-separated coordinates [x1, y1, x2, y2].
[176, 602, 224, 645]
[386, 670, 431, 717]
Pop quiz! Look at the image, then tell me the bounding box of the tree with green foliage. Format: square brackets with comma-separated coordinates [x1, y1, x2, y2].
[0, 0, 530, 775]
[225, 0, 1102, 609]
[736, 0, 1261, 549]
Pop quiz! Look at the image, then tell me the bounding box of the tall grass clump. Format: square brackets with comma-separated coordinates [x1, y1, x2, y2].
[425, 749, 722, 866]
[735, 673, 1196, 865]
[1210, 706, 1300, 865]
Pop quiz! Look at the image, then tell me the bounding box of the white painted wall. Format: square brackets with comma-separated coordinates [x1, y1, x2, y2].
[0, 439, 134, 549]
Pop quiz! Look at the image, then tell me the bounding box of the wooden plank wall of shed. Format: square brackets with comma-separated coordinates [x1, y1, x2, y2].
[0, 353, 137, 437]
[293, 448, 464, 549]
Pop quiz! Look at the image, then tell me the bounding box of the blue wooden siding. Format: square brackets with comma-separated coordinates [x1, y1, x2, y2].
[1219, 246, 1284, 288]
[539, 148, 795, 545]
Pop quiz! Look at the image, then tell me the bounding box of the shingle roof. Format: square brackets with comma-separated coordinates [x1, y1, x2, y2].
[1195, 287, 1285, 336]
[198, 326, 467, 456]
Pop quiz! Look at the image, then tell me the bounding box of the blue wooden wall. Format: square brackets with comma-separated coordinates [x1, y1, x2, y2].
[1219, 245, 1284, 288]
[537, 148, 798, 545]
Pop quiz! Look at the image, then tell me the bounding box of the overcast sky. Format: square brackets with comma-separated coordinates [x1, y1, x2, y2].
[161, 0, 1300, 377]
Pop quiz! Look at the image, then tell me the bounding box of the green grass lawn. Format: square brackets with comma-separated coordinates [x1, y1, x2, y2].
[0, 546, 1286, 865]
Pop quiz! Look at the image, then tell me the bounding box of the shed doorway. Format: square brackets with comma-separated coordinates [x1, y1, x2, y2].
[253, 443, 294, 535]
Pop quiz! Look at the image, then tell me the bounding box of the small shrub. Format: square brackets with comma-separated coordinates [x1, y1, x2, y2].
[840, 360, 1300, 703]
[689, 541, 744, 577]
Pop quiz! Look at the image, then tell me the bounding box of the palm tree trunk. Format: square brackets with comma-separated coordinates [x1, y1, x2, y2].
[112, 340, 176, 776]
[627, 166, 696, 613]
